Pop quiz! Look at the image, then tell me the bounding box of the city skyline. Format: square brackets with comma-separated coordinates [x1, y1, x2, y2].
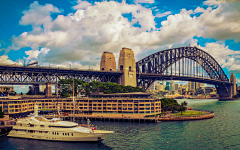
[0, 0, 239, 93]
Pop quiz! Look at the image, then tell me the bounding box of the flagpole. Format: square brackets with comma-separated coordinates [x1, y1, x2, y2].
[73, 79, 75, 122]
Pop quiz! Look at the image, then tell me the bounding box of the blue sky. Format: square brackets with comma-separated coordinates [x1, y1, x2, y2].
[0, 0, 240, 93]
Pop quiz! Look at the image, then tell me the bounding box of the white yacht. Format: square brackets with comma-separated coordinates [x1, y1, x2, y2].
[8, 105, 114, 142]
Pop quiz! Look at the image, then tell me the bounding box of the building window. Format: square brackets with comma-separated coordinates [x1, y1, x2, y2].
[129, 66, 131, 71]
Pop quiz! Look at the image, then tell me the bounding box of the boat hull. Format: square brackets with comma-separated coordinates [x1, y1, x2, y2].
[7, 130, 114, 142]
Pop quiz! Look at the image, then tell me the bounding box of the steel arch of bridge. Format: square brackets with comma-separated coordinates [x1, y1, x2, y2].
[136, 46, 230, 98]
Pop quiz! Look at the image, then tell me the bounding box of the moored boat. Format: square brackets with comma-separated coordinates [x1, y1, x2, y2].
[7, 105, 114, 142]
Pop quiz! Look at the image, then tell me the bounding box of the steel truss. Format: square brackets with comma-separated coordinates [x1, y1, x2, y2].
[0, 65, 122, 85]
[136, 46, 231, 98]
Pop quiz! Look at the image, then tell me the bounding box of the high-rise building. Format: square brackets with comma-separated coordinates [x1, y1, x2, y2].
[159, 84, 165, 91]
[196, 82, 200, 89]
[170, 81, 174, 93]
[174, 83, 179, 93]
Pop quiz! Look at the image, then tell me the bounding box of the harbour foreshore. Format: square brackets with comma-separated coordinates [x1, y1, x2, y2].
[158, 111, 214, 121]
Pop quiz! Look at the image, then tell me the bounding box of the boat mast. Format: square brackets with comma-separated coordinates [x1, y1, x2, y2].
[57, 79, 60, 118]
[73, 79, 75, 122]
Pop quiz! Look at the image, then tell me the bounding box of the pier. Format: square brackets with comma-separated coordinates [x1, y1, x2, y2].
[0, 120, 15, 133]
[43, 114, 159, 123]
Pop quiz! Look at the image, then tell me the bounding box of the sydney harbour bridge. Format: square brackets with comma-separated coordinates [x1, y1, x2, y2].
[0, 46, 236, 99]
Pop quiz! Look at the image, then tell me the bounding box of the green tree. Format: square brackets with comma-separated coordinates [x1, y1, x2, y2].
[180, 101, 188, 115]
[26, 86, 33, 95]
[161, 98, 178, 108]
[0, 106, 4, 118]
[58, 79, 145, 97]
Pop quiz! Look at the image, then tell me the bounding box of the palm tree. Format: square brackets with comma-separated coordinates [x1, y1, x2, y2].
[180, 101, 188, 115]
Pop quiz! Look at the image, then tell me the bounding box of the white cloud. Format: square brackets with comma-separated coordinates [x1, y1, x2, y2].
[25, 47, 50, 61]
[73, 0, 92, 10]
[14, 1, 157, 64]
[9, 0, 240, 72]
[199, 1, 240, 42]
[201, 43, 240, 71]
[168, 44, 173, 48]
[134, 0, 154, 4]
[236, 79, 240, 84]
[25, 50, 41, 59]
[194, 7, 206, 13]
[48, 61, 100, 70]
[155, 11, 171, 18]
[14, 85, 29, 94]
[203, 0, 228, 6]
[20, 1, 61, 28]
[0, 55, 23, 65]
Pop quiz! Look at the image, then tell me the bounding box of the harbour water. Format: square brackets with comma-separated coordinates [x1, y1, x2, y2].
[1, 99, 240, 150]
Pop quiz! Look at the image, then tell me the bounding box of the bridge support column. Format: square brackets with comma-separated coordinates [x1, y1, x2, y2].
[55, 84, 58, 97]
[45, 83, 52, 97]
[216, 84, 229, 99]
[229, 73, 237, 98]
[34, 84, 39, 95]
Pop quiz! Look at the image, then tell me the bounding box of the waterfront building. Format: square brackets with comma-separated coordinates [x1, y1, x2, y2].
[0, 85, 15, 95]
[0, 92, 161, 118]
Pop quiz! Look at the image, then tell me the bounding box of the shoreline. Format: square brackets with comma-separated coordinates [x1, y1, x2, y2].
[158, 111, 214, 121]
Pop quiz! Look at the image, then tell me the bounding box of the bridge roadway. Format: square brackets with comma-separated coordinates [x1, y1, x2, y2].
[138, 73, 232, 86]
[0, 64, 231, 86]
[0, 64, 123, 85]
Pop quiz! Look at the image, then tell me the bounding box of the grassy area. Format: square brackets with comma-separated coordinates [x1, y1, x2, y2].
[172, 110, 208, 116]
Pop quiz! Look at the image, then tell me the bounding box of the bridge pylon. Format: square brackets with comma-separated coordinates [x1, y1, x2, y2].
[34, 84, 39, 95]
[100, 52, 116, 71]
[118, 48, 136, 87]
[228, 73, 237, 98]
[45, 83, 52, 97]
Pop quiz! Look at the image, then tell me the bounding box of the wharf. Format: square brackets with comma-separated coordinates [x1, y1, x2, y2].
[0, 120, 15, 133]
[43, 114, 158, 123]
